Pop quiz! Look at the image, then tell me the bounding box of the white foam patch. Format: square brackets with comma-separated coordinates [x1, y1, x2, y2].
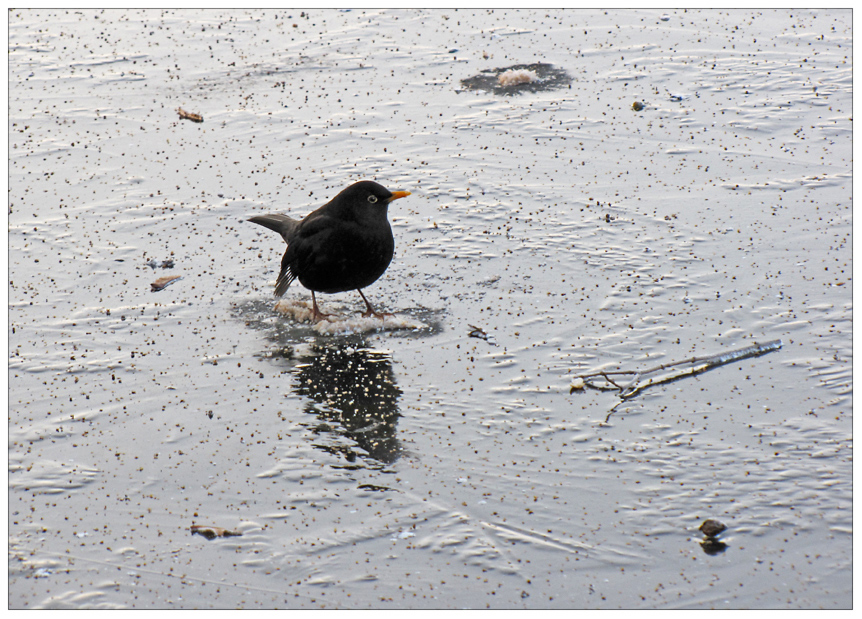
[274, 299, 428, 335]
[497, 68, 539, 86]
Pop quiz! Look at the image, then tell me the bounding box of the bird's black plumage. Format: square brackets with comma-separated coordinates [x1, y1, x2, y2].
[249, 180, 411, 321]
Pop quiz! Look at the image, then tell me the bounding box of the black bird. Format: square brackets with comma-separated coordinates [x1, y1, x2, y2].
[249, 180, 411, 322]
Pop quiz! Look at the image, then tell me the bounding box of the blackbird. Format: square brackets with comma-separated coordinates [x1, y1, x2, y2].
[249, 180, 411, 322]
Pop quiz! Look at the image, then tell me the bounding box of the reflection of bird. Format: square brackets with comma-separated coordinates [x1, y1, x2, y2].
[295, 345, 402, 465]
[249, 181, 411, 322]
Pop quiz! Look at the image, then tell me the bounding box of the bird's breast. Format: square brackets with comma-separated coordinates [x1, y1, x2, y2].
[295, 221, 394, 293]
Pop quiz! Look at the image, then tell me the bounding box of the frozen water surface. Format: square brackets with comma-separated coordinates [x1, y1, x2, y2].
[8, 9, 851, 609]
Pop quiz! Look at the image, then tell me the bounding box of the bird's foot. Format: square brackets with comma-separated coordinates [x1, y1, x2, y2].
[356, 289, 391, 321]
[310, 292, 339, 323]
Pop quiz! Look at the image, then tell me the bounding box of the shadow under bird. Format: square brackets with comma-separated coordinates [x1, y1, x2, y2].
[249, 180, 411, 323]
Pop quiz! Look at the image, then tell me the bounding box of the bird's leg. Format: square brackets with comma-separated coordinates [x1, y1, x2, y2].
[357, 289, 393, 320]
[310, 291, 337, 323]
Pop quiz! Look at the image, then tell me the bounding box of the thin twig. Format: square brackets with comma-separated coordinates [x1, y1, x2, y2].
[570, 340, 783, 420]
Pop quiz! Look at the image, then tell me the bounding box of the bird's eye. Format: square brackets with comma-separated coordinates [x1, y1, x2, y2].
[367, 195, 378, 204]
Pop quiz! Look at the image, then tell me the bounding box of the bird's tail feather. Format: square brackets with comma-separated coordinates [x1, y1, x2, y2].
[248, 214, 299, 243]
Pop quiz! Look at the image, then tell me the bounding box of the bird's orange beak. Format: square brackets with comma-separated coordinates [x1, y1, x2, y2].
[387, 191, 411, 202]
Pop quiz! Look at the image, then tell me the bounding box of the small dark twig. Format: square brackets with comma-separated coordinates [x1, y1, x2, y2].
[468, 324, 488, 340]
[468, 324, 497, 345]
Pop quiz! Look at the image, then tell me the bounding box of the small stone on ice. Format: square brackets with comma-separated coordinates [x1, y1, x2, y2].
[699, 519, 727, 538]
